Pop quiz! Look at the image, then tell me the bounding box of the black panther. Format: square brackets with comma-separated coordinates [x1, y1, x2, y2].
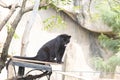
[14, 34, 71, 63]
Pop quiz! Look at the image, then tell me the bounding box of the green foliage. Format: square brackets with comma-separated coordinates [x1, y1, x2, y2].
[92, 53, 120, 72]
[108, 0, 120, 13]
[6, 23, 13, 33]
[52, 0, 72, 5]
[94, 0, 120, 32]
[13, 33, 19, 39]
[39, 0, 72, 31]
[73, 6, 81, 11]
[43, 15, 66, 31]
[92, 57, 105, 71]
[6, 23, 19, 39]
[92, 57, 114, 72]
[98, 34, 120, 53]
[91, 13, 101, 22]
[89, 0, 120, 73]
[101, 10, 120, 32]
[40, 6, 50, 10]
[40, 0, 68, 10]
[97, 33, 120, 72]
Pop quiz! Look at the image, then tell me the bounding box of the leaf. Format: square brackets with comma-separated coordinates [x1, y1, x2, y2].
[13, 33, 19, 39]
[43, 15, 66, 31]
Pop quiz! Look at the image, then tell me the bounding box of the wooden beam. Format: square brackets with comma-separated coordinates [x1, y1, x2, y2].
[12, 57, 63, 65]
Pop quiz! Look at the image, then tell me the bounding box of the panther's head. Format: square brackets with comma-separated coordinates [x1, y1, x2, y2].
[58, 34, 71, 46]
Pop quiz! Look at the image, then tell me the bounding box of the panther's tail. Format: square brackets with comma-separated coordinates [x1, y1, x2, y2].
[13, 56, 36, 60]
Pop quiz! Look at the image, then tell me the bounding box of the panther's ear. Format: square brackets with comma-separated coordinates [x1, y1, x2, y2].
[68, 35, 71, 39]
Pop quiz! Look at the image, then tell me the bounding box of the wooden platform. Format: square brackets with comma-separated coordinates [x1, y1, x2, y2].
[12, 57, 61, 65]
[7, 57, 54, 80]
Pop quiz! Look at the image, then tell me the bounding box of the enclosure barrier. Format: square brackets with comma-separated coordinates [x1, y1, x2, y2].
[53, 71, 120, 80]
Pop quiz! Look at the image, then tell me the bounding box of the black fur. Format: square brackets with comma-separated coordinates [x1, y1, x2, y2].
[14, 34, 71, 63]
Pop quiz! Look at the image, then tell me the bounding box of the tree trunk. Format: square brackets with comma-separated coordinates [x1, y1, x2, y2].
[20, 0, 40, 56]
[0, 0, 27, 73]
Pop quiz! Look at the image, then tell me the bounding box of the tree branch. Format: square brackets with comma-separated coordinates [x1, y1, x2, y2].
[23, 3, 51, 14]
[0, 4, 16, 31]
[0, 1, 20, 9]
[0, 0, 27, 73]
[0, 1, 7, 8]
[0, 1, 20, 31]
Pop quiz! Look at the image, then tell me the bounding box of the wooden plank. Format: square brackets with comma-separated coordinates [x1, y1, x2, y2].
[12, 61, 52, 71]
[12, 57, 63, 65]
